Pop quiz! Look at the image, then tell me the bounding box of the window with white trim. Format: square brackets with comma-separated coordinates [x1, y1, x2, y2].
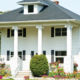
[7, 28, 26, 37]
[55, 28, 67, 36]
[7, 50, 26, 61]
[55, 51, 67, 63]
[28, 5, 34, 13]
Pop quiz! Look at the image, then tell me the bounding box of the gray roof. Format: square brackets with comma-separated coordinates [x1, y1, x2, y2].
[19, 0, 48, 3]
[0, 0, 80, 22]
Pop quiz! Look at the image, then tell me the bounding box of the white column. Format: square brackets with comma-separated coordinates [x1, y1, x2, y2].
[13, 26, 18, 58]
[64, 24, 73, 73]
[36, 25, 43, 55]
[67, 25, 72, 56]
[10, 26, 18, 77]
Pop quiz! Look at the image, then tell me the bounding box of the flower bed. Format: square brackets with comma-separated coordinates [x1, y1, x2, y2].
[48, 62, 80, 79]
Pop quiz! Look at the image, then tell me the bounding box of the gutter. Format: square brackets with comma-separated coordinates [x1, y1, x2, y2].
[0, 19, 76, 24]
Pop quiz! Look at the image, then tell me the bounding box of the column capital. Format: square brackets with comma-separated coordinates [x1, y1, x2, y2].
[65, 24, 73, 29]
[36, 25, 43, 29]
[12, 26, 18, 30]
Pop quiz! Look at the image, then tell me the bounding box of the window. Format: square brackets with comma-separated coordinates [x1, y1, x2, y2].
[28, 5, 34, 13]
[55, 28, 61, 36]
[23, 28, 26, 37]
[23, 50, 26, 60]
[51, 50, 54, 62]
[62, 28, 67, 36]
[56, 57, 64, 63]
[7, 29, 10, 37]
[18, 51, 26, 61]
[31, 51, 34, 58]
[18, 52, 22, 59]
[7, 51, 10, 61]
[10, 28, 26, 37]
[7, 50, 26, 61]
[51, 27, 54, 37]
[11, 30, 14, 36]
[11, 52, 14, 57]
[43, 51, 46, 55]
[55, 51, 67, 63]
[55, 51, 66, 56]
[18, 30, 22, 36]
[55, 28, 67, 36]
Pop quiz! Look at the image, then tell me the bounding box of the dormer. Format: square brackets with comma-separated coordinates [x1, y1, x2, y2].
[18, 0, 48, 15]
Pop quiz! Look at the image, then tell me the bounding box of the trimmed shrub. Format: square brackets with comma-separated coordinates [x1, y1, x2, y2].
[30, 54, 49, 77]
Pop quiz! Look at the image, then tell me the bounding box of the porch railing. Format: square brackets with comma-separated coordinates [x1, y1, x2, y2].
[15, 57, 22, 77]
[0, 57, 4, 63]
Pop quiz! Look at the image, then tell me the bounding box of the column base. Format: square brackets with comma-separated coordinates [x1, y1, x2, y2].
[64, 56, 73, 73]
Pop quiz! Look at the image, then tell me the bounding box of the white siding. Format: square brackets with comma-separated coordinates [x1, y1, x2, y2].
[1, 26, 80, 70]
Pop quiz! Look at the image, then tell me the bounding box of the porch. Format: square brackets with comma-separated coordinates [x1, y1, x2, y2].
[0, 22, 79, 76]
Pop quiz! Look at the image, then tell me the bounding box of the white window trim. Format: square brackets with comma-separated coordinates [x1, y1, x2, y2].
[54, 27, 67, 37]
[54, 50, 67, 64]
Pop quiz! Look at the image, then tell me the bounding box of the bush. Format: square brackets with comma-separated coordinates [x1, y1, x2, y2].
[30, 54, 49, 77]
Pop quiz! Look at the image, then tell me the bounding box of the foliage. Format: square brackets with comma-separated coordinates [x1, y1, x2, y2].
[1, 79, 14, 80]
[0, 69, 6, 76]
[50, 62, 59, 72]
[30, 54, 49, 77]
[0, 64, 11, 78]
[74, 63, 78, 72]
[0, 63, 5, 68]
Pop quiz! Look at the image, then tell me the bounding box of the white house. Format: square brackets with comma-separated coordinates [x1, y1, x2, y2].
[0, 0, 80, 77]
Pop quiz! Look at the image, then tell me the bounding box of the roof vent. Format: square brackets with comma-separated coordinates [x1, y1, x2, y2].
[54, 0, 59, 5]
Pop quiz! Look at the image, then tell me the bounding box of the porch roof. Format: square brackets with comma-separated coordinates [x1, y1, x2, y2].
[0, 0, 80, 23]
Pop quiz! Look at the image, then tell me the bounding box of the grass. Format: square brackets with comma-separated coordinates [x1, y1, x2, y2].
[1, 79, 14, 80]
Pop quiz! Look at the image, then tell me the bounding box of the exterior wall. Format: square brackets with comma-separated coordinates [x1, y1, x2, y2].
[24, 4, 43, 14]
[0, 26, 80, 71]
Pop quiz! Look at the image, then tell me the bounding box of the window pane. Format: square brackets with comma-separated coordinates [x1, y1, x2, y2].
[55, 51, 61, 56]
[7, 51, 10, 61]
[18, 52, 22, 59]
[55, 51, 66, 56]
[62, 28, 67, 36]
[18, 30, 22, 36]
[51, 50, 54, 62]
[61, 51, 67, 56]
[56, 57, 64, 63]
[7, 29, 10, 37]
[43, 51, 46, 55]
[51, 27, 54, 37]
[31, 51, 34, 58]
[23, 50, 26, 60]
[11, 30, 14, 36]
[55, 28, 61, 36]
[11, 52, 14, 57]
[28, 5, 34, 12]
[23, 28, 26, 37]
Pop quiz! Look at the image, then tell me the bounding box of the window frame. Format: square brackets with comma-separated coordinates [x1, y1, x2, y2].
[55, 50, 67, 64]
[28, 5, 34, 13]
[55, 28, 67, 37]
[10, 28, 26, 37]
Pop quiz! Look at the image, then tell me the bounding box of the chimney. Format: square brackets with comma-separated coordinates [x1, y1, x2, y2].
[54, 0, 59, 5]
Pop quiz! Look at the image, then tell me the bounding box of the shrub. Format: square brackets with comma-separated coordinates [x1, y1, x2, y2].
[30, 54, 49, 77]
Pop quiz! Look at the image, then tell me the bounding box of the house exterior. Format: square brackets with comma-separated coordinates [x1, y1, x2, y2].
[0, 0, 80, 77]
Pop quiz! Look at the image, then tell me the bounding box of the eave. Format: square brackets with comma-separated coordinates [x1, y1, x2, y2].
[0, 19, 78, 27]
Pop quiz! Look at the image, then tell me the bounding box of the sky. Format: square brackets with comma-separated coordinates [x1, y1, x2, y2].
[0, 0, 80, 15]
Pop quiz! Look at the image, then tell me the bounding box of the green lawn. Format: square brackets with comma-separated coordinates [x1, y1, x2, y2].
[1, 79, 14, 80]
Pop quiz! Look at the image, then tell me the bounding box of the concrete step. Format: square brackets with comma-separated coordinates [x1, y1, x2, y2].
[15, 71, 31, 78]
